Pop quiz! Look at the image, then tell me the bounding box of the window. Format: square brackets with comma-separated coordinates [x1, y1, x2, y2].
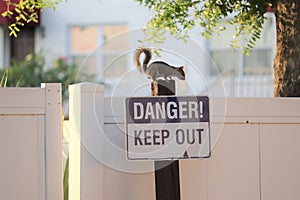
[11, 27, 35, 62]
[101, 25, 128, 78]
[209, 15, 275, 76]
[69, 24, 128, 77]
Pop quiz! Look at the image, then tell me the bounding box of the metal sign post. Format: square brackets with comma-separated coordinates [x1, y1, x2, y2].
[152, 79, 180, 200]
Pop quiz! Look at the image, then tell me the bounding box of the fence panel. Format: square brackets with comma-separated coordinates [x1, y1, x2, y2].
[0, 83, 62, 200]
[68, 82, 300, 200]
[260, 124, 300, 200]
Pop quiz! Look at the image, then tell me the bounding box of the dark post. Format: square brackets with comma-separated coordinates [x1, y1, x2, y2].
[152, 79, 181, 200]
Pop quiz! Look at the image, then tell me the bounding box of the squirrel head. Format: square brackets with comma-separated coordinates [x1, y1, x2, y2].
[177, 66, 186, 80]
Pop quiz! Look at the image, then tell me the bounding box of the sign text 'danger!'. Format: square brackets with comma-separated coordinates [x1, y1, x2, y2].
[133, 101, 204, 120]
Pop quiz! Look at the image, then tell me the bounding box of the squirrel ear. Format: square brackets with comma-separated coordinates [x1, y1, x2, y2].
[180, 66, 184, 69]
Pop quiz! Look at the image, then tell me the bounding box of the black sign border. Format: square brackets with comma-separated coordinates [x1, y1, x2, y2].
[125, 96, 211, 160]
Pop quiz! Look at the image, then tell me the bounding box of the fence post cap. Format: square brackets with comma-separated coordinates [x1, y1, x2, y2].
[69, 82, 104, 93]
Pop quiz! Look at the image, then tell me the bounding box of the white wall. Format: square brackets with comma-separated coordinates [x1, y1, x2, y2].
[36, 0, 152, 63]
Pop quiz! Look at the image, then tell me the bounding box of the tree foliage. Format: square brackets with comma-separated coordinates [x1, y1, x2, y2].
[136, 0, 275, 54]
[1, 0, 61, 37]
[136, 0, 300, 97]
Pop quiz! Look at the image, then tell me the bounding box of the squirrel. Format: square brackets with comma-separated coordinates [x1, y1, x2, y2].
[134, 47, 186, 81]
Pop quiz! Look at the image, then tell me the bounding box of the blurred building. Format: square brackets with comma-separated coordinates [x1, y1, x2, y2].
[0, 0, 276, 97]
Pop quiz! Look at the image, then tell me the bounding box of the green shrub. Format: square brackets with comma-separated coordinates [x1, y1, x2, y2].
[0, 52, 95, 101]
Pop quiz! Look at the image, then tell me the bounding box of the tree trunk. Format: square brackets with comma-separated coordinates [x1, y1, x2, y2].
[273, 1, 300, 97]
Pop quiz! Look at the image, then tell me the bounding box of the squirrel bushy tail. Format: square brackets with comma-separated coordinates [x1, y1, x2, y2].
[134, 47, 152, 73]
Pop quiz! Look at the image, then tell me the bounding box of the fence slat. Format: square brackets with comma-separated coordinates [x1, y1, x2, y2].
[42, 83, 63, 200]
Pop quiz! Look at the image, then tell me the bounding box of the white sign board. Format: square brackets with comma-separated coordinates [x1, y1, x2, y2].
[125, 96, 210, 160]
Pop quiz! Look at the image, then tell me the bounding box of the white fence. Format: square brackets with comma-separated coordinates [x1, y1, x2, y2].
[68, 82, 300, 200]
[0, 83, 63, 200]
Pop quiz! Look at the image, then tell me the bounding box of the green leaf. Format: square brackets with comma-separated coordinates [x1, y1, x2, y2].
[20, 14, 27, 21]
[0, 70, 7, 87]
[3, 70, 8, 88]
[63, 156, 69, 200]
[1, 11, 8, 17]
[15, 75, 23, 87]
[15, 7, 21, 14]
[14, 26, 20, 32]
[9, 30, 17, 38]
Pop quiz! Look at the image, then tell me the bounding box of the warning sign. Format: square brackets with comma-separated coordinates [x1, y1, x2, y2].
[125, 96, 211, 160]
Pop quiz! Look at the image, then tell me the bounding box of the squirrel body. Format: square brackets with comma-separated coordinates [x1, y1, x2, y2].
[134, 47, 185, 81]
